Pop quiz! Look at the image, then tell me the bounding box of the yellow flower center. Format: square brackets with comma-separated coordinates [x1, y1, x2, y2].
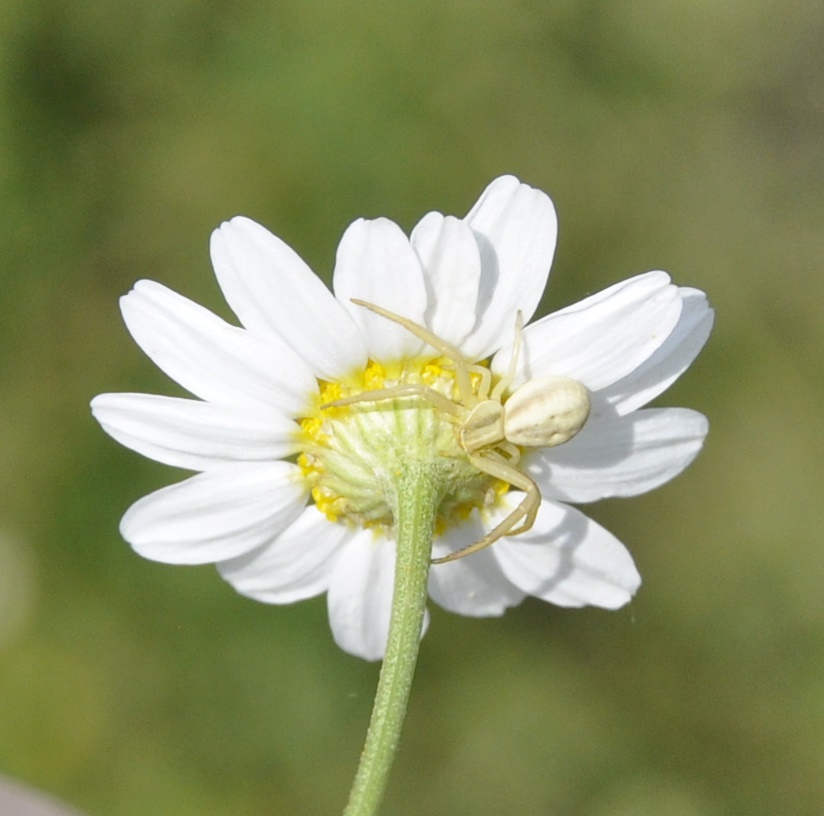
[297, 358, 505, 535]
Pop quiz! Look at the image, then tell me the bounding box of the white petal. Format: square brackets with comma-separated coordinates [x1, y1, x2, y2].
[460, 175, 557, 360]
[496, 271, 682, 392]
[333, 218, 428, 361]
[218, 505, 346, 604]
[528, 407, 709, 503]
[327, 530, 397, 661]
[121, 280, 317, 414]
[91, 392, 299, 471]
[210, 217, 367, 380]
[120, 462, 307, 565]
[494, 497, 641, 609]
[429, 513, 526, 616]
[601, 287, 715, 414]
[410, 213, 481, 348]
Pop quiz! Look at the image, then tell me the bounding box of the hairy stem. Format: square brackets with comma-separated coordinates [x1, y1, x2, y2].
[342, 463, 440, 816]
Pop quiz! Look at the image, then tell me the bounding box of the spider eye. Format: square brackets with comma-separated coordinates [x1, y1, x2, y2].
[503, 376, 590, 448]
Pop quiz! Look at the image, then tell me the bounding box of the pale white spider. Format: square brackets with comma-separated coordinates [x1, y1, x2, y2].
[323, 300, 591, 564]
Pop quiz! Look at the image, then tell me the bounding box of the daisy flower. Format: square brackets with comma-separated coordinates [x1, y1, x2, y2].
[91, 175, 713, 661]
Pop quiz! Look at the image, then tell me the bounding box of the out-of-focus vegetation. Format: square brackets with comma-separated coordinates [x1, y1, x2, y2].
[0, 2, 822, 814]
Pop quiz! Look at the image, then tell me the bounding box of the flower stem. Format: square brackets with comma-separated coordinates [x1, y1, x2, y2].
[343, 463, 441, 816]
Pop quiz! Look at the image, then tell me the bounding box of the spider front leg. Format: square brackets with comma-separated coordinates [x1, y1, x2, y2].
[321, 383, 460, 416]
[431, 448, 540, 564]
[351, 299, 477, 405]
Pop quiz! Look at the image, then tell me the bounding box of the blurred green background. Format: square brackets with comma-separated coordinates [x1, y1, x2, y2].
[1, 1, 822, 814]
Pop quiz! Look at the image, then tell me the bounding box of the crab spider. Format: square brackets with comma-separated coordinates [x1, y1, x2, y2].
[323, 299, 591, 564]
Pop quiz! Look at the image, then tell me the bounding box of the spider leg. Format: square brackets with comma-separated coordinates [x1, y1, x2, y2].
[431, 449, 539, 564]
[322, 383, 461, 416]
[467, 363, 492, 401]
[440, 360, 492, 402]
[351, 299, 475, 405]
[497, 440, 521, 465]
[490, 310, 523, 401]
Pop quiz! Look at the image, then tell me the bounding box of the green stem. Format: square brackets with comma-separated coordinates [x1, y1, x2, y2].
[343, 463, 441, 816]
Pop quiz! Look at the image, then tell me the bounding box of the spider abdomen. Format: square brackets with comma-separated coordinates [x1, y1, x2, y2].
[503, 375, 591, 448]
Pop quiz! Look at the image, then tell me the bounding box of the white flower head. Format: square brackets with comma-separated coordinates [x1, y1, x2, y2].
[91, 176, 713, 661]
